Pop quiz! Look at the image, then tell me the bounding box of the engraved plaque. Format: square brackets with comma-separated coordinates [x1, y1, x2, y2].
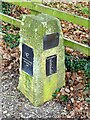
[43, 32, 59, 50]
[22, 44, 34, 76]
[46, 55, 57, 76]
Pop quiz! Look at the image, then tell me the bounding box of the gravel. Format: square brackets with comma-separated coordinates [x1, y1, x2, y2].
[1, 73, 63, 119]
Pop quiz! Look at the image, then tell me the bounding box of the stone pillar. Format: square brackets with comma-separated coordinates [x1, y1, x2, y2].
[18, 14, 65, 106]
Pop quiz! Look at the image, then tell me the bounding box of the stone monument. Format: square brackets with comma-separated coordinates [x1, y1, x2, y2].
[18, 14, 65, 106]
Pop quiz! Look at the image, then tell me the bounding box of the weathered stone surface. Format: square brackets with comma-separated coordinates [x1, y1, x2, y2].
[18, 13, 65, 106]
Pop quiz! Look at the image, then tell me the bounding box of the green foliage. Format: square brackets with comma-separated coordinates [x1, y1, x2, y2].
[0, 23, 20, 34]
[2, 2, 14, 15]
[52, 89, 69, 102]
[52, 93, 57, 98]
[84, 62, 90, 79]
[65, 52, 90, 79]
[55, 88, 60, 93]
[84, 81, 90, 91]
[81, 7, 89, 14]
[52, 88, 60, 98]
[0, 24, 11, 33]
[60, 95, 68, 102]
[75, 4, 89, 15]
[86, 98, 90, 103]
[3, 33, 20, 49]
[86, 100, 90, 103]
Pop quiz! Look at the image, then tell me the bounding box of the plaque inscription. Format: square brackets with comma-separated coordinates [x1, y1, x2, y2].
[43, 32, 59, 50]
[46, 55, 57, 76]
[22, 44, 34, 76]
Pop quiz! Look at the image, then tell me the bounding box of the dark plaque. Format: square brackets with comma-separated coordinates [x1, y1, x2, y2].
[43, 32, 59, 50]
[22, 44, 34, 76]
[46, 55, 57, 76]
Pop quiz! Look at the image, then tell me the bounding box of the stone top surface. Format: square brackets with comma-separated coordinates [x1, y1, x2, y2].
[22, 13, 59, 23]
[20, 13, 62, 50]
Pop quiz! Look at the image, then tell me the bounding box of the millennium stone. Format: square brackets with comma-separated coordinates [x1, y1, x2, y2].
[18, 14, 65, 106]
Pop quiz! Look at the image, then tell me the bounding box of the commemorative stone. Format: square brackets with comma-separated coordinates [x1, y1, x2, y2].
[18, 14, 65, 106]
